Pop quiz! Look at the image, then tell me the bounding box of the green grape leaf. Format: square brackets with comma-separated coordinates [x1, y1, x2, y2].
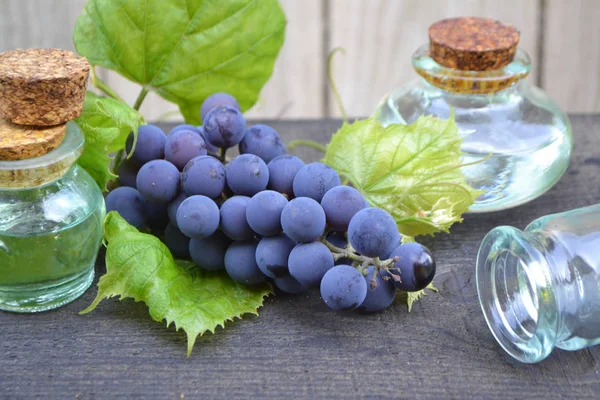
[73, 0, 286, 124]
[322, 116, 483, 237]
[75, 92, 145, 191]
[398, 283, 438, 312]
[82, 212, 271, 356]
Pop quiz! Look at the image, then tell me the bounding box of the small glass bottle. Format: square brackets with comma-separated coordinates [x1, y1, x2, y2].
[476, 204, 600, 363]
[374, 17, 572, 213]
[0, 122, 105, 312]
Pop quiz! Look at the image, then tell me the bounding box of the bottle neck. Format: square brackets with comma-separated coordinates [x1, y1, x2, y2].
[476, 226, 559, 363]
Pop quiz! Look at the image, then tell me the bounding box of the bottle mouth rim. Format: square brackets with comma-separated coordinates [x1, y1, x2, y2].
[412, 43, 531, 94]
[0, 121, 84, 189]
[476, 226, 558, 363]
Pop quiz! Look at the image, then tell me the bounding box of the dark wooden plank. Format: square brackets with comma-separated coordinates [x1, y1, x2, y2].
[1, 117, 600, 399]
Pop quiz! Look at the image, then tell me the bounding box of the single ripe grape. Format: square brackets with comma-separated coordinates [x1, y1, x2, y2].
[200, 92, 241, 121]
[281, 197, 326, 243]
[165, 129, 208, 170]
[105, 187, 147, 228]
[246, 190, 288, 236]
[136, 160, 180, 204]
[169, 124, 219, 154]
[325, 232, 353, 265]
[359, 266, 396, 313]
[321, 186, 368, 232]
[239, 124, 286, 163]
[167, 192, 187, 226]
[189, 231, 230, 271]
[145, 201, 170, 231]
[176, 195, 220, 239]
[182, 156, 226, 198]
[267, 155, 305, 197]
[203, 106, 246, 149]
[226, 154, 269, 196]
[224, 240, 266, 285]
[293, 162, 341, 202]
[255, 234, 295, 278]
[388, 243, 436, 292]
[219, 196, 254, 241]
[320, 265, 367, 311]
[164, 223, 191, 259]
[288, 241, 334, 288]
[117, 158, 140, 188]
[125, 124, 166, 164]
[347, 208, 400, 258]
[168, 124, 197, 136]
[274, 275, 307, 294]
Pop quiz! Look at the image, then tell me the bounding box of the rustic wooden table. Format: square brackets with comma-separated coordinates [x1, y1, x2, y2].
[1, 117, 600, 399]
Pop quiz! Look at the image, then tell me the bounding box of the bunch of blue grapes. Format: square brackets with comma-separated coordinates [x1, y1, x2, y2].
[106, 92, 436, 313]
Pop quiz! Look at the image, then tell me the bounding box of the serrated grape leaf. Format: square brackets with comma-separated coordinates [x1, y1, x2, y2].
[73, 0, 286, 124]
[398, 283, 439, 312]
[82, 212, 271, 356]
[74, 92, 145, 191]
[323, 116, 483, 237]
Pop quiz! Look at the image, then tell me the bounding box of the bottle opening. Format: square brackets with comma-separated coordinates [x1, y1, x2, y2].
[476, 226, 558, 363]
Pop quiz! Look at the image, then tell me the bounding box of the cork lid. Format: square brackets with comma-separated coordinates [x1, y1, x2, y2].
[0, 48, 90, 126]
[0, 118, 66, 160]
[429, 17, 520, 71]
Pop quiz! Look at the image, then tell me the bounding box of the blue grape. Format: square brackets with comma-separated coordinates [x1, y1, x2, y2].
[267, 155, 305, 197]
[288, 241, 334, 288]
[320, 265, 367, 311]
[293, 162, 341, 202]
[388, 243, 436, 292]
[274, 275, 307, 294]
[359, 266, 396, 313]
[176, 195, 220, 239]
[321, 186, 368, 232]
[281, 197, 326, 243]
[347, 208, 400, 258]
[168, 124, 197, 136]
[226, 154, 269, 196]
[224, 240, 266, 285]
[255, 234, 295, 278]
[169, 124, 219, 153]
[105, 187, 147, 228]
[325, 232, 353, 265]
[136, 160, 180, 204]
[164, 222, 191, 259]
[219, 196, 254, 241]
[200, 92, 241, 121]
[117, 158, 139, 188]
[239, 124, 286, 163]
[165, 129, 207, 170]
[189, 231, 230, 271]
[246, 190, 288, 236]
[125, 124, 166, 164]
[167, 192, 187, 226]
[196, 125, 219, 153]
[182, 156, 226, 198]
[145, 201, 170, 231]
[203, 106, 246, 149]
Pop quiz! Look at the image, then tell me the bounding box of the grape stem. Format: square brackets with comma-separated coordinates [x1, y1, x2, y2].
[90, 66, 124, 102]
[133, 87, 149, 111]
[320, 237, 399, 272]
[287, 139, 327, 153]
[217, 148, 227, 162]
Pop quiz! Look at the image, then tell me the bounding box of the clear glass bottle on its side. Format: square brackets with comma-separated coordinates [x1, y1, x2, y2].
[476, 204, 600, 363]
[0, 122, 105, 312]
[374, 17, 572, 213]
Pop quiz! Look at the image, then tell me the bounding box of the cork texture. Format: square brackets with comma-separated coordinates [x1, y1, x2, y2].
[0, 48, 90, 126]
[429, 17, 520, 71]
[0, 118, 66, 160]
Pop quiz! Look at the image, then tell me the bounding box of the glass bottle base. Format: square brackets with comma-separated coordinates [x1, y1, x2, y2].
[0, 265, 94, 313]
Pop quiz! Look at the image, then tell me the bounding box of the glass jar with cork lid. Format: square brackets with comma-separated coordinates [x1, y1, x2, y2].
[0, 48, 105, 312]
[374, 17, 572, 213]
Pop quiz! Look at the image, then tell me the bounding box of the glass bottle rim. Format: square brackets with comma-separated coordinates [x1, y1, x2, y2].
[412, 43, 532, 94]
[0, 121, 84, 189]
[476, 225, 558, 363]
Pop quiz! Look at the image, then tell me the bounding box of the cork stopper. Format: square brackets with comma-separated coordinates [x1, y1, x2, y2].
[429, 17, 520, 71]
[0, 48, 90, 126]
[0, 118, 66, 160]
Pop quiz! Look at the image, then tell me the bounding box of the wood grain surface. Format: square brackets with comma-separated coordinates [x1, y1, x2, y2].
[1, 116, 600, 399]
